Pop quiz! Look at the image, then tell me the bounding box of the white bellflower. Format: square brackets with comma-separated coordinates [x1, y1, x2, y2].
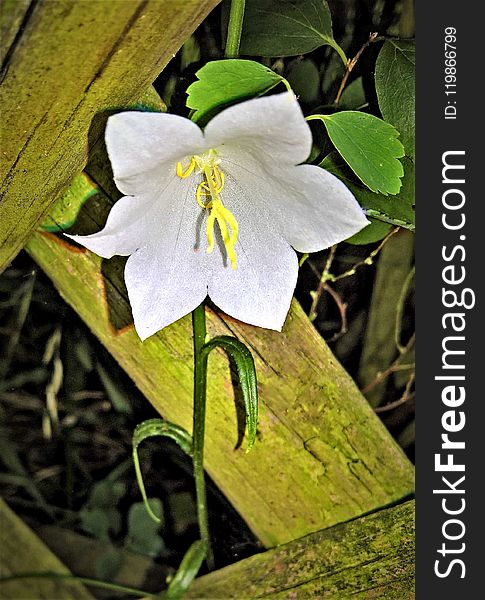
[68, 92, 368, 340]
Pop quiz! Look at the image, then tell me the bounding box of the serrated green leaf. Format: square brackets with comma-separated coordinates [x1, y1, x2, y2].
[375, 39, 415, 159]
[345, 218, 392, 245]
[186, 60, 284, 124]
[238, 0, 346, 63]
[201, 336, 258, 451]
[313, 111, 405, 195]
[40, 173, 97, 232]
[321, 152, 415, 230]
[132, 419, 193, 523]
[163, 540, 207, 600]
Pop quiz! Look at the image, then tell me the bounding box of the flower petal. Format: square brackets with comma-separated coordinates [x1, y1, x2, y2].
[123, 181, 209, 340]
[66, 195, 153, 259]
[221, 156, 369, 252]
[203, 92, 312, 168]
[66, 175, 196, 259]
[106, 112, 205, 196]
[207, 173, 298, 331]
[269, 164, 370, 252]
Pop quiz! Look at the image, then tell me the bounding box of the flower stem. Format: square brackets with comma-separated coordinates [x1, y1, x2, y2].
[192, 303, 214, 569]
[225, 0, 246, 58]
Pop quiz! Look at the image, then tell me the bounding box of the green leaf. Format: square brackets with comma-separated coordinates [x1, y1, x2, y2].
[311, 111, 405, 195]
[339, 77, 366, 110]
[40, 173, 98, 232]
[163, 540, 207, 600]
[89, 480, 126, 509]
[345, 218, 392, 245]
[132, 419, 193, 523]
[321, 152, 415, 230]
[186, 59, 284, 124]
[95, 548, 122, 581]
[79, 507, 121, 541]
[125, 500, 165, 558]
[238, 0, 347, 63]
[201, 336, 258, 451]
[375, 40, 415, 160]
[286, 58, 320, 105]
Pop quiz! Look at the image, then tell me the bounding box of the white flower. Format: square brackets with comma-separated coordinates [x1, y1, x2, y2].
[68, 92, 368, 340]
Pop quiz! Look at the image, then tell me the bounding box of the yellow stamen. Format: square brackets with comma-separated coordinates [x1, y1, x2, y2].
[176, 150, 238, 269]
[176, 158, 196, 178]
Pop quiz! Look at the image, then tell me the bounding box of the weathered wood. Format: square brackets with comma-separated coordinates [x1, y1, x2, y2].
[0, 0, 220, 272]
[188, 500, 415, 598]
[0, 499, 95, 599]
[25, 171, 414, 547]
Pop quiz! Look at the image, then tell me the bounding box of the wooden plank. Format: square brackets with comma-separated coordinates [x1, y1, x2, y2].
[0, 0, 220, 272]
[188, 500, 415, 599]
[0, 499, 95, 599]
[0, 0, 31, 63]
[25, 172, 414, 547]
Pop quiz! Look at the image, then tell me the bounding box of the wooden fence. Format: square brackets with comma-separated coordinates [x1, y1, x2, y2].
[0, 0, 415, 597]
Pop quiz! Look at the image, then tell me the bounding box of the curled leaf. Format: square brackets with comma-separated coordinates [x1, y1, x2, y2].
[133, 419, 193, 522]
[201, 336, 258, 451]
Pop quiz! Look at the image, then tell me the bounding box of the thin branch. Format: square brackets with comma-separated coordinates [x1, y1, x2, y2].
[375, 372, 415, 414]
[335, 32, 382, 104]
[309, 244, 337, 321]
[361, 333, 415, 394]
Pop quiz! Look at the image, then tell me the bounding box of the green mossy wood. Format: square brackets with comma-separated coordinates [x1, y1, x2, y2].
[26, 156, 414, 546]
[0, 499, 95, 599]
[0, 0, 220, 272]
[188, 500, 415, 598]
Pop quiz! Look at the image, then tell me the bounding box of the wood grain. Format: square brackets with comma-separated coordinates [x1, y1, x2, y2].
[188, 500, 415, 598]
[0, 499, 95, 599]
[0, 0, 220, 271]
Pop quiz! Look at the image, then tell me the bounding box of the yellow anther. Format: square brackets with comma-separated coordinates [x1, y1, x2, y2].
[196, 182, 212, 208]
[176, 158, 196, 178]
[175, 150, 238, 269]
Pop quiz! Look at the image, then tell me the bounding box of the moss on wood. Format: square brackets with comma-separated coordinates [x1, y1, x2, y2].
[188, 500, 415, 598]
[0, 0, 219, 272]
[0, 499, 95, 599]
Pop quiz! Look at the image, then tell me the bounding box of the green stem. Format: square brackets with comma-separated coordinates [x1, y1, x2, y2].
[192, 303, 214, 569]
[0, 572, 154, 598]
[225, 0, 246, 58]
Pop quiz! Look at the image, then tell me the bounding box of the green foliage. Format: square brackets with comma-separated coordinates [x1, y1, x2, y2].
[163, 540, 207, 600]
[95, 547, 123, 581]
[312, 111, 405, 195]
[321, 152, 415, 230]
[375, 40, 415, 160]
[125, 500, 165, 558]
[186, 59, 284, 124]
[345, 219, 392, 245]
[201, 336, 258, 451]
[79, 479, 126, 541]
[238, 0, 347, 63]
[339, 77, 366, 110]
[286, 59, 320, 105]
